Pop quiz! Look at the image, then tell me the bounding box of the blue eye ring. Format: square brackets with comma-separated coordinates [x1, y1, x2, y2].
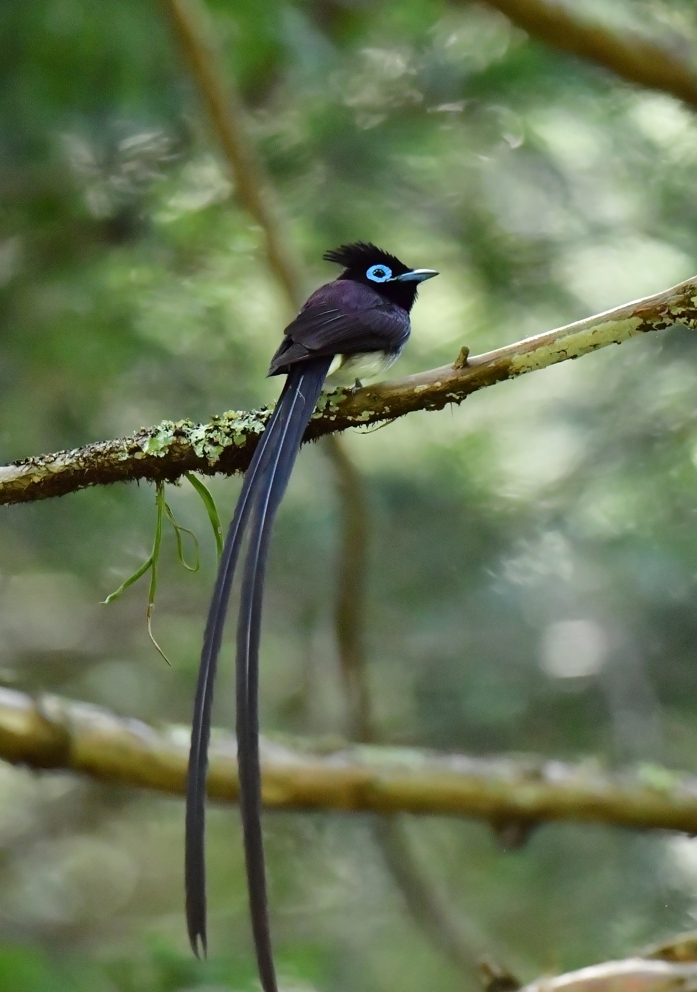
[366, 264, 392, 283]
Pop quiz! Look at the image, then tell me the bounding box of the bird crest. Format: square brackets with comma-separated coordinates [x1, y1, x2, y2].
[323, 242, 411, 277]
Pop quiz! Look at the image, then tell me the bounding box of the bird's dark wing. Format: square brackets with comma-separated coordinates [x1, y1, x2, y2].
[268, 303, 410, 376]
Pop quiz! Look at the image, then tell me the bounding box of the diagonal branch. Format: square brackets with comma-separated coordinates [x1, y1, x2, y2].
[374, 817, 514, 982]
[0, 274, 693, 506]
[476, 0, 697, 111]
[3, 686, 697, 832]
[162, 0, 303, 309]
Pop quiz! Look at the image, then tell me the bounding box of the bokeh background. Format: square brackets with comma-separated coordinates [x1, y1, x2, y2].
[4, 0, 697, 989]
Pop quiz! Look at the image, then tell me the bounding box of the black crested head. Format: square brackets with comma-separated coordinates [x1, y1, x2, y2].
[323, 242, 411, 278]
[323, 241, 437, 312]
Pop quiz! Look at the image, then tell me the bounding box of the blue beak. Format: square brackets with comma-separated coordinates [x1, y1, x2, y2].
[394, 268, 439, 283]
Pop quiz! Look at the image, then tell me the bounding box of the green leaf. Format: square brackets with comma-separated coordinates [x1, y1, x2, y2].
[147, 482, 172, 666]
[186, 472, 224, 559]
[101, 554, 155, 605]
[164, 501, 200, 572]
[103, 482, 172, 666]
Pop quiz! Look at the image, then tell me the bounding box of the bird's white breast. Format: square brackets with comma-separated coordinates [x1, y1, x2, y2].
[325, 350, 398, 388]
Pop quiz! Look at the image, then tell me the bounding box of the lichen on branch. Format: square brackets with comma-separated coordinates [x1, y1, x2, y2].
[0, 274, 695, 507]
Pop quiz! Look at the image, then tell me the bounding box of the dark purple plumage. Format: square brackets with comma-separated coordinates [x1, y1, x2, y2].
[185, 244, 438, 991]
[268, 280, 410, 376]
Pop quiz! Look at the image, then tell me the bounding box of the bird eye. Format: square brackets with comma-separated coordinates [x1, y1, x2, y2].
[366, 264, 392, 283]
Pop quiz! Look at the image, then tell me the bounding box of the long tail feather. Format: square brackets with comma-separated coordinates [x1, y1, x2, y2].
[236, 358, 331, 992]
[185, 357, 331, 962]
[185, 374, 311, 956]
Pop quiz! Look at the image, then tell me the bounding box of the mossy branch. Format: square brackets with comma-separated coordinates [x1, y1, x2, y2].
[2, 686, 697, 832]
[0, 275, 694, 506]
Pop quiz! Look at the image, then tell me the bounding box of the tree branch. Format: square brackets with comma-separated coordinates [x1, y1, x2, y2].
[517, 959, 697, 992]
[485, 936, 697, 992]
[3, 686, 697, 832]
[0, 275, 693, 505]
[476, 0, 697, 111]
[327, 433, 373, 743]
[326, 421, 501, 973]
[373, 816, 511, 980]
[162, 0, 303, 309]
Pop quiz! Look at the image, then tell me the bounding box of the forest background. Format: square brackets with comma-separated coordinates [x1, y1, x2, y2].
[5, 0, 697, 990]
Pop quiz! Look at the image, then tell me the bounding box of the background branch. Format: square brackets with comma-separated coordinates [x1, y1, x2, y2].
[327, 432, 373, 744]
[373, 815, 512, 983]
[328, 387, 499, 973]
[517, 959, 697, 992]
[162, 0, 303, 309]
[0, 274, 694, 506]
[3, 687, 697, 832]
[329, 429, 515, 974]
[476, 0, 697, 111]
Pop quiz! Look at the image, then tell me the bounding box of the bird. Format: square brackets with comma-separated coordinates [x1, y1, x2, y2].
[185, 242, 438, 990]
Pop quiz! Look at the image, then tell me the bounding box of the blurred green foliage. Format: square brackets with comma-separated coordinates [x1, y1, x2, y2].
[4, 0, 697, 989]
